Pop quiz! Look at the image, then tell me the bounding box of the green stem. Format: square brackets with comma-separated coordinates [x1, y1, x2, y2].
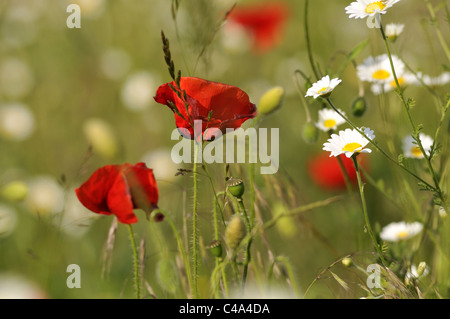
[351, 156, 387, 266]
[304, 0, 320, 80]
[127, 224, 140, 299]
[424, 0, 450, 63]
[238, 200, 252, 288]
[192, 141, 200, 298]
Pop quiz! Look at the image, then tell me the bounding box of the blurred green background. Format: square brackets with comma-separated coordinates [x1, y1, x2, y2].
[0, 0, 449, 298]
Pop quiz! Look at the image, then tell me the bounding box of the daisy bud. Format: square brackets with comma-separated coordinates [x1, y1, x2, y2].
[208, 240, 223, 258]
[227, 178, 245, 199]
[417, 262, 427, 277]
[258, 86, 285, 116]
[302, 121, 319, 144]
[0, 181, 28, 202]
[351, 96, 367, 117]
[225, 215, 247, 251]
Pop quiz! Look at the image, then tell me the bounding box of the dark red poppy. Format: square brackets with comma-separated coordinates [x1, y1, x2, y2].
[154, 77, 257, 141]
[227, 2, 288, 53]
[307, 153, 369, 190]
[75, 162, 162, 224]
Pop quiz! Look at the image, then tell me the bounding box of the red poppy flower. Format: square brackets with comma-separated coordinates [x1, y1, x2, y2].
[307, 153, 369, 190]
[227, 2, 288, 53]
[75, 162, 162, 224]
[154, 77, 257, 141]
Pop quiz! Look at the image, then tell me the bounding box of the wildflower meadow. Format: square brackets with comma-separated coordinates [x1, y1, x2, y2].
[0, 0, 449, 303]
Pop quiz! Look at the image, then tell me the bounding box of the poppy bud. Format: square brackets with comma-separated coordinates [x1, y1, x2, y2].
[341, 257, 353, 267]
[225, 215, 247, 251]
[0, 181, 28, 202]
[227, 178, 245, 199]
[273, 203, 297, 239]
[258, 86, 285, 116]
[302, 121, 319, 144]
[208, 240, 223, 258]
[351, 97, 367, 117]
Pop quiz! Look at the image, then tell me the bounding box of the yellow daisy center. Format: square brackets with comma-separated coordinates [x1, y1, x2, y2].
[411, 146, 423, 158]
[390, 77, 404, 88]
[397, 230, 409, 239]
[324, 119, 336, 128]
[318, 87, 328, 94]
[372, 69, 390, 80]
[365, 1, 386, 14]
[342, 142, 362, 153]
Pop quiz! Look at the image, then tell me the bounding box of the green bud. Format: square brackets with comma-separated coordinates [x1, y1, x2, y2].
[341, 257, 353, 267]
[208, 240, 223, 258]
[302, 121, 319, 144]
[0, 181, 28, 202]
[225, 215, 246, 251]
[351, 96, 367, 117]
[258, 86, 285, 116]
[417, 262, 427, 277]
[227, 178, 245, 199]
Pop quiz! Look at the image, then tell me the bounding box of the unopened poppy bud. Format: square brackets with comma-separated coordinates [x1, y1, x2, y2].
[302, 121, 319, 144]
[227, 178, 245, 199]
[351, 97, 367, 117]
[0, 181, 28, 202]
[341, 257, 353, 267]
[258, 86, 285, 116]
[417, 262, 427, 277]
[208, 240, 223, 258]
[225, 215, 246, 251]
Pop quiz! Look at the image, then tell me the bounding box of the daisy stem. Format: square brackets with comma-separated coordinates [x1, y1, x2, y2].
[351, 156, 387, 266]
[379, 24, 445, 205]
[304, 0, 320, 81]
[192, 140, 200, 298]
[325, 97, 437, 193]
[127, 224, 140, 299]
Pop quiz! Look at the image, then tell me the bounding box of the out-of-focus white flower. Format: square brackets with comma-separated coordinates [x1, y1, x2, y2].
[0, 273, 46, 299]
[0, 58, 34, 99]
[221, 23, 251, 54]
[370, 71, 417, 95]
[315, 108, 346, 132]
[380, 221, 423, 242]
[141, 148, 179, 182]
[385, 23, 404, 40]
[99, 48, 131, 81]
[439, 206, 447, 218]
[121, 71, 158, 111]
[357, 54, 404, 84]
[59, 188, 97, 238]
[26, 176, 65, 217]
[83, 118, 119, 159]
[421, 72, 450, 88]
[405, 263, 429, 282]
[402, 134, 434, 159]
[0, 103, 35, 141]
[230, 283, 297, 299]
[0, 204, 18, 238]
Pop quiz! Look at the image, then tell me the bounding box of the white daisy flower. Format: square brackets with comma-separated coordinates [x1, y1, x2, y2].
[0, 103, 35, 141]
[305, 75, 342, 99]
[323, 127, 375, 158]
[421, 72, 450, 88]
[315, 108, 346, 132]
[379, 221, 423, 242]
[121, 71, 158, 111]
[402, 133, 434, 159]
[357, 54, 405, 84]
[345, 0, 401, 19]
[405, 263, 429, 281]
[370, 71, 417, 94]
[385, 23, 404, 40]
[26, 176, 65, 217]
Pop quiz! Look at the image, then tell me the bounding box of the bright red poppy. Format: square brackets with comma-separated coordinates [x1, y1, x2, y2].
[307, 153, 369, 190]
[227, 2, 288, 53]
[75, 162, 162, 224]
[154, 77, 257, 141]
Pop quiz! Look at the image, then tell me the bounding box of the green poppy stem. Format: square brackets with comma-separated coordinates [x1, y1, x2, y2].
[192, 141, 200, 298]
[127, 224, 140, 299]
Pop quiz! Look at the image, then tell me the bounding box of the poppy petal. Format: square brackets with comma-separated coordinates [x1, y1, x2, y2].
[107, 169, 138, 224]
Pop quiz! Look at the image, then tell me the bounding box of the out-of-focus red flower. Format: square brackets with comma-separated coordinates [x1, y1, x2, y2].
[154, 77, 257, 141]
[227, 2, 288, 53]
[75, 162, 161, 224]
[307, 153, 369, 190]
